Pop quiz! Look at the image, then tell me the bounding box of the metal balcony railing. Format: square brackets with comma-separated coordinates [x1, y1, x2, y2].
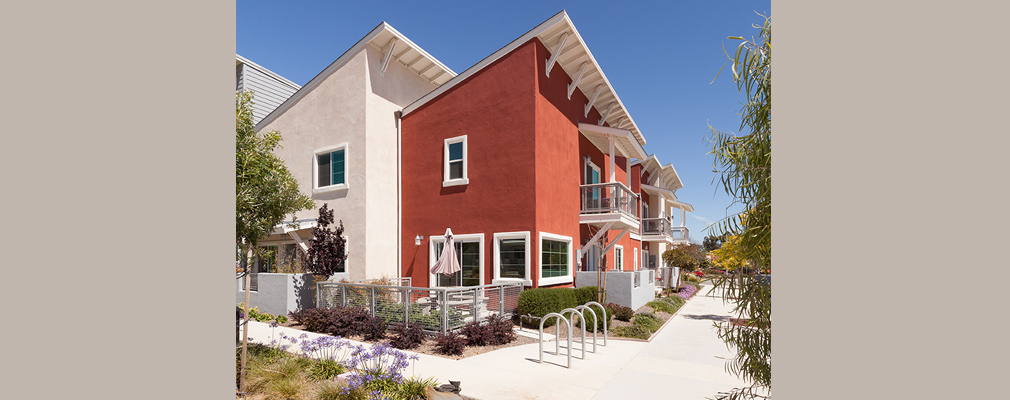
[580, 182, 639, 218]
[671, 226, 689, 242]
[641, 217, 673, 237]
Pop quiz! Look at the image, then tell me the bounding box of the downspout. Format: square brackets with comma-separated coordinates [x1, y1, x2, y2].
[396, 110, 403, 284]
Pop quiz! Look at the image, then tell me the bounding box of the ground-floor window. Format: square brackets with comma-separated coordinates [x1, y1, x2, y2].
[614, 245, 624, 271]
[539, 232, 573, 286]
[255, 243, 306, 273]
[493, 231, 530, 284]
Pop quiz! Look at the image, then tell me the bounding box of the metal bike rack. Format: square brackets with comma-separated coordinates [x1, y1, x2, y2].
[561, 308, 587, 360]
[574, 304, 598, 353]
[538, 312, 572, 368]
[583, 301, 608, 346]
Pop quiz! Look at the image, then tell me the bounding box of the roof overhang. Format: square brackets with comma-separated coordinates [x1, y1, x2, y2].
[578, 123, 647, 160]
[633, 154, 684, 191]
[268, 219, 318, 236]
[255, 22, 455, 132]
[640, 183, 677, 201]
[401, 10, 647, 149]
[669, 200, 694, 213]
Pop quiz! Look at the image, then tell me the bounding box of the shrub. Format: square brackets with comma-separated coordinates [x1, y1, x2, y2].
[459, 320, 494, 347]
[607, 303, 634, 322]
[574, 303, 613, 333]
[393, 376, 440, 400]
[612, 325, 652, 340]
[308, 358, 346, 381]
[647, 300, 678, 314]
[517, 286, 602, 328]
[676, 284, 699, 300]
[485, 314, 517, 345]
[289, 308, 338, 333]
[388, 323, 425, 350]
[434, 331, 466, 356]
[633, 312, 662, 331]
[359, 315, 388, 341]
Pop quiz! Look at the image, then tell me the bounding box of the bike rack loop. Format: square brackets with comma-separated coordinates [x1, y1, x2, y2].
[538, 312, 572, 368]
[560, 308, 586, 360]
[583, 301, 608, 346]
[574, 304, 598, 353]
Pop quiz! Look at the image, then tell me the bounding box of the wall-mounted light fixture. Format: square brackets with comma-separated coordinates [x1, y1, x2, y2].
[415, 235, 423, 246]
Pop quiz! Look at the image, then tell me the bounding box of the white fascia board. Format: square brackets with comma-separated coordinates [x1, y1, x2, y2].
[669, 200, 694, 212]
[640, 184, 676, 200]
[578, 123, 648, 160]
[255, 22, 454, 132]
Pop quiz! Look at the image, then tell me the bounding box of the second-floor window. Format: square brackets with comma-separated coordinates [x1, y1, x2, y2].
[314, 143, 348, 193]
[443, 135, 468, 186]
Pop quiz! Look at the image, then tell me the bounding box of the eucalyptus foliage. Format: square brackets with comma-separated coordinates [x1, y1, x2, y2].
[235, 90, 315, 266]
[708, 15, 772, 400]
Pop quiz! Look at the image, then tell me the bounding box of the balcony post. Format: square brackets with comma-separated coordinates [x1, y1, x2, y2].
[608, 137, 616, 183]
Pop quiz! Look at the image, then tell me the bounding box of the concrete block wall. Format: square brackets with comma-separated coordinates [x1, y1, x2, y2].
[575, 270, 655, 310]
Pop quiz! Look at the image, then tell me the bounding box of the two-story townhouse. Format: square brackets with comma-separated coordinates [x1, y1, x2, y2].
[398, 11, 691, 289]
[248, 22, 455, 283]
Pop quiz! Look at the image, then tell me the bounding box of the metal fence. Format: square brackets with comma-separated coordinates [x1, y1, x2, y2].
[316, 281, 524, 333]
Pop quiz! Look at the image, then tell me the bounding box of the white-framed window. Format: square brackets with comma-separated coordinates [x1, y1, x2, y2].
[633, 247, 639, 271]
[443, 135, 468, 187]
[313, 143, 349, 194]
[539, 232, 573, 286]
[614, 245, 624, 271]
[428, 233, 484, 287]
[493, 231, 531, 285]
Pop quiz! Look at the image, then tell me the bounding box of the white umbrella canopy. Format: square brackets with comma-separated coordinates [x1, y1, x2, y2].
[430, 228, 461, 276]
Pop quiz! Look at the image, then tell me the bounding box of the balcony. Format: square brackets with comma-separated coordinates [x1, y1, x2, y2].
[641, 217, 689, 244]
[579, 182, 639, 230]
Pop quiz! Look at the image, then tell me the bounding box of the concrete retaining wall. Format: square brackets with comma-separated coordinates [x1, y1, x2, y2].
[574, 270, 655, 310]
[236, 273, 317, 316]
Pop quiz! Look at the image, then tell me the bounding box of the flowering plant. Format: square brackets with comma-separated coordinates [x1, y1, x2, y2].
[342, 342, 420, 396]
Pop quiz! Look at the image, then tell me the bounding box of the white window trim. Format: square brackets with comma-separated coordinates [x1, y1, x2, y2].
[538, 232, 573, 286]
[614, 245, 624, 271]
[313, 143, 349, 194]
[586, 159, 601, 184]
[633, 247, 639, 271]
[492, 231, 532, 286]
[442, 135, 468, 187]
[427, 233, 484, 288]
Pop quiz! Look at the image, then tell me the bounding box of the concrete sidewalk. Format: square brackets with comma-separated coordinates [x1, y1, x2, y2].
[245, 285, 753, 399]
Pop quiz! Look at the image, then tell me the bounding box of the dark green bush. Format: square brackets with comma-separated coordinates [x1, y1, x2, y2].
[517, 286, 603, 328]
[574, 303, 612, 332]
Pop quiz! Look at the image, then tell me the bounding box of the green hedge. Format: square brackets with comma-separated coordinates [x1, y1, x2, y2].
[517, 286, 610, 328]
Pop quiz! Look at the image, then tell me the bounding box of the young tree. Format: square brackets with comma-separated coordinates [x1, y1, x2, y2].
[235, 91, 314, 394]
[661, 243, 706, 290]
[306, 204, 347, 279]
[703, 234, 725, 251]
[710, 234, 750, 272]
[708, 15, 771, 400]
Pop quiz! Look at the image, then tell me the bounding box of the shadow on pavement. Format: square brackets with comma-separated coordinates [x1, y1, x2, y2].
[680, 314, 730, 322]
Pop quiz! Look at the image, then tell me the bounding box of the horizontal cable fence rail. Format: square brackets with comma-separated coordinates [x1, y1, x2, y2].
[316, 281, 524, 333]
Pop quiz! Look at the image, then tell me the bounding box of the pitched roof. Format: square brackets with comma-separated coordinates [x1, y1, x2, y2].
[255, 22, 455, 132]
[402, 10, 647, 149]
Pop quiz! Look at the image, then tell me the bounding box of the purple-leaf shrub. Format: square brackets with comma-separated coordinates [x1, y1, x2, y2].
[389, 323, 425, 350]
[306, 204, 347, 277]
[434, 331, 466, 355]
[485, 314, 517, 345]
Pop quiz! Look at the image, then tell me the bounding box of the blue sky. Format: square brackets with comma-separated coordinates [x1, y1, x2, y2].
[238, 1, 771, 243]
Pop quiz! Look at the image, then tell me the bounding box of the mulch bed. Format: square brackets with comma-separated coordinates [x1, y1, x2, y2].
[274, 319, 537, 360]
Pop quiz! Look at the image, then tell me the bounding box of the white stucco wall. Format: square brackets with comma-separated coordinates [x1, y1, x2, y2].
[255, 43, 440, 282]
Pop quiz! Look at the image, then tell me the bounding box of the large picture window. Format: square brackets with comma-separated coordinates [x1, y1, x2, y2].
[539, 232, 573, 286]
[493, 231, 531, 285]
[314, 143, 349, 193]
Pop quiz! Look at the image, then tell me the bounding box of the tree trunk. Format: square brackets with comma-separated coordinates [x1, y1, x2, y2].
[239, 247, 252, 394]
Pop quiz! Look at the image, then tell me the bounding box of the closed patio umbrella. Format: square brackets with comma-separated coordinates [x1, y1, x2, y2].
[430, 228, 461, 279]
